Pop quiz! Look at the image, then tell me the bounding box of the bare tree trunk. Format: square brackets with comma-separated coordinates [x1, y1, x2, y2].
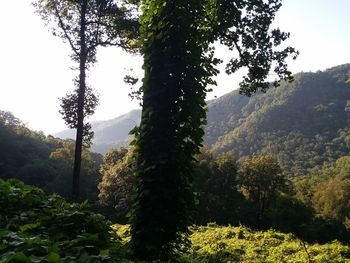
[72, 0, 87, 200]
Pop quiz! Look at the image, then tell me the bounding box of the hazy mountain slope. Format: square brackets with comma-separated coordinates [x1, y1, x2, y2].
[207, 64, 350, 175]
[55, 109, 141, 153]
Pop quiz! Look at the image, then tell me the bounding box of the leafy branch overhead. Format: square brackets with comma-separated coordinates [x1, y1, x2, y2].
[34, 0, 139, 62]
[212, 0, 299, 95]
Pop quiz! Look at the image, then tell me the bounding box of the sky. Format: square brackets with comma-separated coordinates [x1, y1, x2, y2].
[0, 0, 349, 135]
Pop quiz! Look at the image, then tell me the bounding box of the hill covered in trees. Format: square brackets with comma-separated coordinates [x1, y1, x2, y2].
[206, 63, 350, 175]
[0, 111, 102, 202]
[3, 99, 350, 244]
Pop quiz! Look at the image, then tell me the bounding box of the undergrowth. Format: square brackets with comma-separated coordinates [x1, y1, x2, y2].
[0, 178, 128, 262]
[1, 178, 350, 262]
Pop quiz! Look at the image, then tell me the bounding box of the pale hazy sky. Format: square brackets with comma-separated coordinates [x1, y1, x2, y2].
[0, 1, 349, 134]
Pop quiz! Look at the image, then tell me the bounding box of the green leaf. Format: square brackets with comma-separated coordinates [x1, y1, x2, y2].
[47, 252, 60, 263]
[7, 252, 31, 263]
[99, 249, 109, 256]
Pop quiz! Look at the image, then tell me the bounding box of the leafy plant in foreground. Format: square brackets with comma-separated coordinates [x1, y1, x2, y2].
[0, 178, 128, 262]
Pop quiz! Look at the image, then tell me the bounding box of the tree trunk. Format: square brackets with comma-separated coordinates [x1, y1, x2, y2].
[72, 0, 87, 200]
[131, 1, 207, 260]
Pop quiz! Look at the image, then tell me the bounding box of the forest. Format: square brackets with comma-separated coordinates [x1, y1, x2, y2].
[1, 0, 350, 262]
[2, 105, 350, 261]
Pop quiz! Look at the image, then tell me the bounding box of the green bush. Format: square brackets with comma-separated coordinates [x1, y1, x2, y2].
[0, 178, 128, 262]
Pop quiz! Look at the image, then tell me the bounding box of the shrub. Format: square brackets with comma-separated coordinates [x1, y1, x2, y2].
[0, 178, 128, 262]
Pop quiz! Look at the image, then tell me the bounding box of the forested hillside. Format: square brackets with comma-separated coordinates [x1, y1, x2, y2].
[0, 111, 102, 202]
[206, 64, 350, 175]
[3, 81, 350, 243]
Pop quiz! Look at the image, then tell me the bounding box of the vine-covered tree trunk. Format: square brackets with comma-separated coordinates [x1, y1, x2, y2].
[131, 0, 297, 260]
[72, 0, 87, 200]
[131, 0, 214, 261]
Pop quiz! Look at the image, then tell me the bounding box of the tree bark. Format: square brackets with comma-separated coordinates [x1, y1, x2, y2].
[72, 0, 87, 200]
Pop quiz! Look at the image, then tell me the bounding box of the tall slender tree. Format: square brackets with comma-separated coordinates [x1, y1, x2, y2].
[34, 0, 138, 199]
[131, 0, 297, 260]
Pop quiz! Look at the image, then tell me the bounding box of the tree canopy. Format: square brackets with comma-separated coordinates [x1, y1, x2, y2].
[240, 155, 288, 225]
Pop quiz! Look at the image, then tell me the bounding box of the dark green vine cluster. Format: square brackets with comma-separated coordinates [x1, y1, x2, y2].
[130, 0, 218, 261]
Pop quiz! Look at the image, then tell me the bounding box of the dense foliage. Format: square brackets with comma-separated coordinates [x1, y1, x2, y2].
[3, 109, 350, 245]
[0, 179, 128, 262]
[131, 0, 217, 260]
[240, 156, 288, 225]
[49, 140, 102, 202]
[187, 225, 350, 263]
[2, 178, 349, 262]
[206, 64, 350, 175]
[0, 111, 60, 181]
[98, 147, 135, 223]
[98, 147, 350, 244]
[193, 149, 240, 225]
[294, 155, 350, 229]
[98, 147, 241, 226]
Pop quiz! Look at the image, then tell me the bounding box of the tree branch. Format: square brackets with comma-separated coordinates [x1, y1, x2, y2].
[221, 31, 251, 70]
[53, 2, 79, 56]
[93, 11, 102, 52]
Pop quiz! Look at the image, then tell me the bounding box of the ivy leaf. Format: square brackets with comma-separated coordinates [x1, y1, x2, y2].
[47, 252, 60, 263]
[8, 252, 31, 263]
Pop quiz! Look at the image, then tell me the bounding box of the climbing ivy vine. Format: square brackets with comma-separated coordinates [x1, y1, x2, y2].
[131, 0, 218, 260]
[131, 0, 297, 261]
